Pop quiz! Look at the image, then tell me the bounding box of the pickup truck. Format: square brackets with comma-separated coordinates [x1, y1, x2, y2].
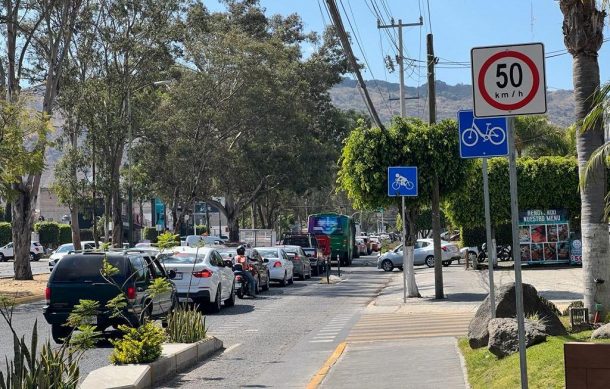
[0, 241, 44, 261]
[280, 233, 325, 275]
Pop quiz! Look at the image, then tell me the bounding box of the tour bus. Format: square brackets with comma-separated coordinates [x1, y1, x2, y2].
[307, 213, 356, 266]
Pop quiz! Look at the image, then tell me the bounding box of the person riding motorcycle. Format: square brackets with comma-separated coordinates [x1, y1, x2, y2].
[233, 245, 256, 296]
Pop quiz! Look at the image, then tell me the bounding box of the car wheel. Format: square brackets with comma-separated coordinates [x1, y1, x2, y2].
[468, 251, 478, 264]
[51, 324, 72, 344]
[442, 260, 451, 267]
[255, 277, 261, 294]
[425, 256, 435, 268]
[224, 282, 236, 307]
[299, 271, 305, 281]
[0, 253, 4, 262]
[262, 273, 270, 291]
[206, 285, 222, 313]
[29, 252, 36, 262]
[280, 272, 287, 287]
[398, 266, 403, 271]
[288, 274, 294, 285]
[381, 259, 394, 272]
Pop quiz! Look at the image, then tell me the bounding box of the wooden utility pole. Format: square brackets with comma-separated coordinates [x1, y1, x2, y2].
[427, 33, 443, 300]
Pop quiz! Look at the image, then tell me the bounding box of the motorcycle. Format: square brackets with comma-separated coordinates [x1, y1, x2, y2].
[232, 263, 257, 299]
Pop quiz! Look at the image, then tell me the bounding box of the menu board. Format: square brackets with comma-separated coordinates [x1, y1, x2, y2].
[518, 209, 570, 263]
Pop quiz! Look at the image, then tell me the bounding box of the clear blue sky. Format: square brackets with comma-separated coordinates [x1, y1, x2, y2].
[206, 0, 610, 91]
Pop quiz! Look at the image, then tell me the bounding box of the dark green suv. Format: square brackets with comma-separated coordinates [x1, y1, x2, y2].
[43, 251, 177, 343]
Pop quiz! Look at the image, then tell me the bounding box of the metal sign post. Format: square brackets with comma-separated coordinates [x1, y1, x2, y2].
[402, 196, 407, 303]
[482, 159, 496, 318]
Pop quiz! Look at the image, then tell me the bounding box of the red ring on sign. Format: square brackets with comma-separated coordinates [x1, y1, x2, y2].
[478, 50, 539, 111]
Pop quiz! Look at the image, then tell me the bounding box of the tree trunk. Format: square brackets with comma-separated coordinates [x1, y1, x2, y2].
[70, 207, 81, 251]
[225, 196, 240, 242]
[12, 187, 33, 280]
[404, 207, 420, 297]
[432, 175, 444, 299]
[561, 0, 610, 320]
[104, 195, 111, 242]
[112, 187, 122, 247]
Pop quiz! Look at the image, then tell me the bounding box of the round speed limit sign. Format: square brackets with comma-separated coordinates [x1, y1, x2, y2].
[471, 43, 546, 117]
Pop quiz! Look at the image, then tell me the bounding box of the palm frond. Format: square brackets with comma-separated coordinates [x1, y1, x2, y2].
[582, 82, 610, 132]
[580, 140, 610, 189]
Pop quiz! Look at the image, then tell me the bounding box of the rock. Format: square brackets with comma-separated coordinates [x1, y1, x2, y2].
[591, 323, 610, 339]
[487, 318, 547, 358]
[468, 283, 567, 349]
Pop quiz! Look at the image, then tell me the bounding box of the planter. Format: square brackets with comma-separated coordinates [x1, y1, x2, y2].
[80, 337, 223, 389]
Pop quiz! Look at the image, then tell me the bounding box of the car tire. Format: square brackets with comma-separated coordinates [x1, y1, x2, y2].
[299, 271, 305, 281]
[468, 251, 478, 264]
[51, 324, 72, 344]
[0, 253, 4, 262]
[425, 256, 435, 268]
[442, 260, 451, 267]
[288, 274, 294, 285]
[206, 285, 222, 313]
[29, 252, 36, 262]
[381, 259, 394, 272]
[398, 266, 403, 271]
[224, 282, 236, 307]
[280, 272, 287, 287]
[255, 277, 261, 294]
[262, 273, 270, 291]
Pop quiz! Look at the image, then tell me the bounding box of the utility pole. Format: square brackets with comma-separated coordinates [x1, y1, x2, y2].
[427, 33, 444, 300]
[378, 17, 423, 116]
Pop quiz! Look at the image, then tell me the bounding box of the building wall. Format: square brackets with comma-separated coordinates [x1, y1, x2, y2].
[38, 188, 70, 223]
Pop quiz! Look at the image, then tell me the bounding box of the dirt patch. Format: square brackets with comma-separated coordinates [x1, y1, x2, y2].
[0, 274, 48, 301]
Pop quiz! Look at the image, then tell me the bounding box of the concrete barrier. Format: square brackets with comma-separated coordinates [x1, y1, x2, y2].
[80, 337, 223, 389]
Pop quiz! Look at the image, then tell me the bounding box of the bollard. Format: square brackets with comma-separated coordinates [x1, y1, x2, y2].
[337, 254, 341, 277]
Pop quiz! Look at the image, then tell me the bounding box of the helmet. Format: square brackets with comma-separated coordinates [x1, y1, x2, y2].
[236, 245, 246, 255]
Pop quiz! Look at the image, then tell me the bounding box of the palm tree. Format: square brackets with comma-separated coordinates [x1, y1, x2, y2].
[514, 115, 573, 157]
[560, 0, 610, 320]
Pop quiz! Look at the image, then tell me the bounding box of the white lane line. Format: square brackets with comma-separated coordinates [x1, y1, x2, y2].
[309, 340, 334, 343]
[245, 329, 259, 332]
[223, 343, 241, 354]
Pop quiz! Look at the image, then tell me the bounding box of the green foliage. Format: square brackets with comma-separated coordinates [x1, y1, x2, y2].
[157, 231, 179, 251]
[514, 115, 573, 157]
[34, 222, 60, 249]
[79, 229, 93, 241]
[110, 322, 166, 365]
[461, 224, 513, 247]
[445, 157, 582, 231]
[146, 278, 171, 300]
[0, 222, 11, 246]
[143, 227, 158, 243]
[58, 224, 72, 245]
[166, 305, 207, 343]
[195, 225, 208, 235]
[106, 295, 128, 320]
[66, 300, 100, 328]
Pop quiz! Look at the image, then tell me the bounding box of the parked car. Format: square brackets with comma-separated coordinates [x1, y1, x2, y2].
[255, 247, 294, 286]
[356, 236, 372, 255]
[184, 235, 225, 247]
[159, 246, 235, 312]
[355, 238, 368, 256]
[217, 247, 271, 293]
[376, 239, 461, 271]
[43, 251, 178, 343]
[369, 236, 381, 252]
[48, 241, 97, 270]
[0, 241, 44, 262]
[280, 233, 323, 275]
[276, 245, 312, 280]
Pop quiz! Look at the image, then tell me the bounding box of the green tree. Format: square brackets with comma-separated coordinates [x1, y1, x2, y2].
[515, 115, 572, 157]
[560, 0, 610, 319]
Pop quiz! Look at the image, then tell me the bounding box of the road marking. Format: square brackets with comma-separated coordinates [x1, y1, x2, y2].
[222, 343, 241, 354]
[309, 339, 334, 343]
[306, 341, 347, 389]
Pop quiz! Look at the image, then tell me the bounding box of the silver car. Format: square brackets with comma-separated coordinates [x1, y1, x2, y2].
[377, 239, 461, 272]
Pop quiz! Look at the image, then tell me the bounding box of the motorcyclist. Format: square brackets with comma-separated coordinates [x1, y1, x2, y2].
[233, 245, 256, 296]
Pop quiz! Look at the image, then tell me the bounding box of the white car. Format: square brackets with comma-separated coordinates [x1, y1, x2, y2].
[377, 238, 461, 271]
[184, 235, 225, 247]
[0, 241, 44, 262]
[159, 246, 235, 312]
[254, 247, 294, 286]
[48, 241, 96, 270]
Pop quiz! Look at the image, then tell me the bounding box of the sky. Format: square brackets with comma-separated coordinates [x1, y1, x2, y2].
[205, 0, 610, 91]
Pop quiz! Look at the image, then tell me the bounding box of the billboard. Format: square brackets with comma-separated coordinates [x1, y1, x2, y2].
[518, 209, 570, 264]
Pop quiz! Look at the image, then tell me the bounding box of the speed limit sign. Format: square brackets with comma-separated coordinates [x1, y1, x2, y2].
[471, 43, 546, 117]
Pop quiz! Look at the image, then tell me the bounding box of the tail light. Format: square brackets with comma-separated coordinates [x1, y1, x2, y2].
[293, 255, 301, 262]
[45, 287, 51, 303]
[127, 286, 136, 300]
[193, 269, 213, 278]
[273, 261, 282, 268]
[441, 246, 448, 252]
[236, 275, 243, 282]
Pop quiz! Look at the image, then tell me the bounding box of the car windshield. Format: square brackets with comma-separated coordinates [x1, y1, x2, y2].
[56, 244, 74, 253]
[160, 253, 205, 264]
[257, 249, 279, 258]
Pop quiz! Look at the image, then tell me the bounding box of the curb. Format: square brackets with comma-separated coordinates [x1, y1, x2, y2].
[12, 294, 44, 306]
[80, 336, 223, 389]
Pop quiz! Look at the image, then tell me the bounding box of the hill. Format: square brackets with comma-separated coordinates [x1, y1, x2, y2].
[330, 78, 575, 127]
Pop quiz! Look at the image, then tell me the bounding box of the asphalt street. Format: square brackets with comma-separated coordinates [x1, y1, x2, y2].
[0, 258, 50, 278]
[0, 254, 391, 386]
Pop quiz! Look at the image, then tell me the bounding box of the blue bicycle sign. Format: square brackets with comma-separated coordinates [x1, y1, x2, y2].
[458, 110, 508, 158]
[387, 167, 418, 197]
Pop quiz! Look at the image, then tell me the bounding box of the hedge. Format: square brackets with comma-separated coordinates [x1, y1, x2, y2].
[195, 225, 208, 235]
[143, 227, 158, 243]
[460, 223, 512, 248]
[80, 228, 93, 241]
[34, 221, 60, 249]
[0, 222, 11, 246]
[58, 224, 72, 245]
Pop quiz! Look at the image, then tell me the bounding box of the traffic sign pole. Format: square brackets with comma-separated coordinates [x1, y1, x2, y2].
[482, 158, 496, 319]
[507, 117, 528, 388]
[402, 195, 407, 303]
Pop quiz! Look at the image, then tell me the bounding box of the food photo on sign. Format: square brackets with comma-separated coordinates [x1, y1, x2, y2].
[557, 242, 570, 260]
[531, 244, 544, 260]
[544, 243, 557, 261]
[519, 226, 530, 243]
[521, 244, 531, 261]
[531, 225, 546, 243]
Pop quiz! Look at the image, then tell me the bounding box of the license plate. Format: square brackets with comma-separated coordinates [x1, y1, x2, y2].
[235, 282, 242, 288]
[174, 272, 183, 280]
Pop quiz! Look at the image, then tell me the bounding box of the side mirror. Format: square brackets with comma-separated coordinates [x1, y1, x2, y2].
[224, 260, 233, 268]
[263, 258, 269, 263]
[168, 269, 177, 279]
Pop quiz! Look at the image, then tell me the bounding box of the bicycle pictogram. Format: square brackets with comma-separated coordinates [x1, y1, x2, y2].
[391, 173, 414, 191]
[461, 119, 506, 147]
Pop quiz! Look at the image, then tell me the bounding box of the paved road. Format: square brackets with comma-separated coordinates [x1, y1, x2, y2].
[0, 258, 50, 277]
[0, 254, 392, 386]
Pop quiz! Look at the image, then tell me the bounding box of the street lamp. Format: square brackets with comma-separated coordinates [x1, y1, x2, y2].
[127, 79, 174, 247]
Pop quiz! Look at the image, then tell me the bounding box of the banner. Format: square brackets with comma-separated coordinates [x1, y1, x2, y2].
[518, 209, 570, 263]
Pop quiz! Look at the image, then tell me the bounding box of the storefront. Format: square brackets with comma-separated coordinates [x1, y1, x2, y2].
[518, 209, 571, 265]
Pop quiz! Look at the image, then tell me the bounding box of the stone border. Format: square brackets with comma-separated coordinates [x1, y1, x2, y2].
[80, 337, 223, 388]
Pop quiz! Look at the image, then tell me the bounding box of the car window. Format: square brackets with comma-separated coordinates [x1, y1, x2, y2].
[421, 242, 430, 248]
[84, 243, 96, 250]
[143, 256, 162, 278]
[52, 255, 126, 283]
[57, 245, 74, 253]
[161, 252, 205, 264]
[129, 256, 149, 282]
[213, 251, 225, 266]
[258, 249, 279, 258]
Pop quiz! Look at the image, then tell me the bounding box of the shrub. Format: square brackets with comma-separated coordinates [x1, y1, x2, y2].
[461, 223, 512, 247]
[59, 224, 72, 244]
[0, 222, 11, 246]
[110, 322, 166, 364]
[34, 221, 60, 249]
[195, 225, 208, 235]
[79, 228, 93, 241]
[166, 306, 207, 343]
[143, 227, 158, 243]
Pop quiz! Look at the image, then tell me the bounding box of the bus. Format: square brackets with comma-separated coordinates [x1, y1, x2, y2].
[307, 213, 356, 266]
